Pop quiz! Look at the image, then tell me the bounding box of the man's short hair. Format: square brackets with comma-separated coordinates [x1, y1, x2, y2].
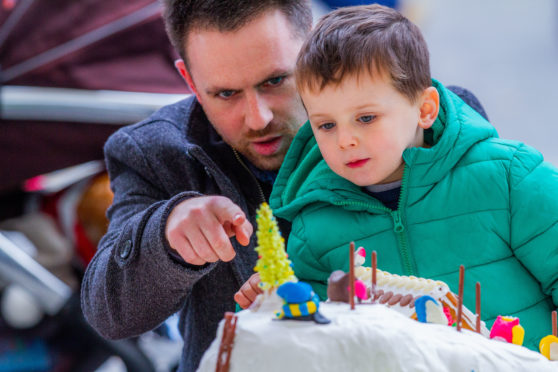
[162, 0, 312, 64]
[296, 4, 431, 102]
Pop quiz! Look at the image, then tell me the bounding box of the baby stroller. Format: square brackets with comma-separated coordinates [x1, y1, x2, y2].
[1, 0, 187, 370]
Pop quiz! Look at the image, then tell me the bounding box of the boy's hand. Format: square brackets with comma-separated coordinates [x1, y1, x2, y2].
[234, 273, 263, 309]
[165, 196, 253, 265]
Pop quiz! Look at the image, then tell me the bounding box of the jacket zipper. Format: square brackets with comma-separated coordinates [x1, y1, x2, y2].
[333, 165, 416, 276]
[232, 149, 266, 204]
[394, 165, 415, 276]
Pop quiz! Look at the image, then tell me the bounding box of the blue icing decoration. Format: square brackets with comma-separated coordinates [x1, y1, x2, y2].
[277, 282, 313, 303]
[414, 295, 438, 323]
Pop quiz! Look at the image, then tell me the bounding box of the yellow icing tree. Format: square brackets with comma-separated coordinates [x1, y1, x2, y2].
[254, 203, 296, 290]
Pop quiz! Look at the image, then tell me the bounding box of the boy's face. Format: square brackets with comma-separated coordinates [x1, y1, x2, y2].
[301, 72, 436, 186]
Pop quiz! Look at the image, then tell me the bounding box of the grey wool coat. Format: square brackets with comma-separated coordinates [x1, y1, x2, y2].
[81, 96, 269, 371]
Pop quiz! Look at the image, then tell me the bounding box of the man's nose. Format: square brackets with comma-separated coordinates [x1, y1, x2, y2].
[244, 93, 273, 131]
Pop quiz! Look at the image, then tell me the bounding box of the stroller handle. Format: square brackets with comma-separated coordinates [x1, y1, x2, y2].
[0, 232, 71, 315]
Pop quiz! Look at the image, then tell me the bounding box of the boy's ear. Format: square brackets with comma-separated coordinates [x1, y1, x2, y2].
[174, 59, 200, 100]
[418, 86, 439, 129]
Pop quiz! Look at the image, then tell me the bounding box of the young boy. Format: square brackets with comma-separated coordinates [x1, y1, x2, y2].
[268, 4, 558, 351]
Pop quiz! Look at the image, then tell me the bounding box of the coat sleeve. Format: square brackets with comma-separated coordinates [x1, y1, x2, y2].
[509, 143, 558, 306]
[286, 214, 333, 300]
[80, 128, 217, 339]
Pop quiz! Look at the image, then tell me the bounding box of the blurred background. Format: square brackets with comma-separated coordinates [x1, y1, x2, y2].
[0, 0, 556, 371]
[417, 0, 558, 166]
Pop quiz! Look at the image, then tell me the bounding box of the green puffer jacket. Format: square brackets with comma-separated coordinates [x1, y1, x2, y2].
[270, 80, 558, 350]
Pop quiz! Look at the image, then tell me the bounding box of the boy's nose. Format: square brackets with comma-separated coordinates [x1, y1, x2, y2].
[337, 128, 358, 149]
[244, 92, 273, 131]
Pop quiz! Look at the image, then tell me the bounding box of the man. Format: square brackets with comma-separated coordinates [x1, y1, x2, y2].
[81, 1, 312, 371]
[81, 1, 488, 370]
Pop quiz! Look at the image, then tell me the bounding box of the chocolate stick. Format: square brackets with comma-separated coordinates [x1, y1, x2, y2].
[371, 250, 377, 304]
[216, 312, 238, 372]
[349, 241, 355, 310]
[475, 282, 481, 333]
[456, 265, 465, 332]
[553, 311, 557, 337]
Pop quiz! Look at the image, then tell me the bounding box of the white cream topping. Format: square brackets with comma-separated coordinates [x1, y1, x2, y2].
[352, 267, 489, 335]
[355, 267, 449, 298]
[198, 298, 557, 372]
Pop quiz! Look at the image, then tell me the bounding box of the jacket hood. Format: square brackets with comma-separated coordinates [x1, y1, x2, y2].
[270, 80, 498, 221]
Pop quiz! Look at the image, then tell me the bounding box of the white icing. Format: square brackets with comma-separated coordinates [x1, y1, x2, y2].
[355, 267, 449, 299]
[198, 301, 557, 372]
[353, 267, 489, 336]
[425, 299, 447, 325]
[550, 343, 558, 361]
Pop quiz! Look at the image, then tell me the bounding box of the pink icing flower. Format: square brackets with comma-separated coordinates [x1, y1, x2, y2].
[354, 279, 368, 300]
[443, 306, 454, 326]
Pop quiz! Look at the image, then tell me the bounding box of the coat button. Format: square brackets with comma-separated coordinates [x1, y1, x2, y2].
[120, 240, 132, 259]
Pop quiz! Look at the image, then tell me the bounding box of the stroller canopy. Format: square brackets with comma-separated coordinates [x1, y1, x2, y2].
[1, 0, 184, 92]
[1, 0, 187, 193]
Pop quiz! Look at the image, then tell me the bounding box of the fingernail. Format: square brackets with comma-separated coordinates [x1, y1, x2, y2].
[243, 227, 251, 239]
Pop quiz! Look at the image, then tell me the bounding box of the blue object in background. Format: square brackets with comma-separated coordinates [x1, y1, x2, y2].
[320, 0, 398, 9]
[0, 337, 52, 372]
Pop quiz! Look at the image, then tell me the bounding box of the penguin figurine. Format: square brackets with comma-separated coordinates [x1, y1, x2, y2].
[276, 282, 330, 324]
[414, 295, 449, 325]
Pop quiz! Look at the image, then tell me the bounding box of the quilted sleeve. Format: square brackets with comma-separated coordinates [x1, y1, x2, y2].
[81, 128, 216, 339]
[509, 143, 558, 306]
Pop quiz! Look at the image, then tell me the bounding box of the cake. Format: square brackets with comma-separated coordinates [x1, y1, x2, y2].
[197, 261, 557, 372]
[197, 296, 557, 372]
[196, 204, 558, 371]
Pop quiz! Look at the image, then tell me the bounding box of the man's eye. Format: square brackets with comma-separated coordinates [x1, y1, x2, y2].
[217, 90, 236, 99]
[319, 122, 335, 130]
[358, 115, 375, 123]
[264, 76, 285, 87]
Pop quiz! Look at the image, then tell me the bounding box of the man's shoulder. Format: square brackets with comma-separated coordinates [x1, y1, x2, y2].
[104, 96, 202, 156]
[119, 95, 196, 136]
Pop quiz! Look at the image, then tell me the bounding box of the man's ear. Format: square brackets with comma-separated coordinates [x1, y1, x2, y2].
[174, 59, 200, 100]
[418, 86, 439, 129]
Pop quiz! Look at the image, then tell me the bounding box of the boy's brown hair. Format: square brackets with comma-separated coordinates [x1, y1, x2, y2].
[161, 0, 312, 66]
[296, 4, 431, 102]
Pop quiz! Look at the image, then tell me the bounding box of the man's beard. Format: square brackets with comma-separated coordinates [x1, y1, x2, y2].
[236, 131, 294, 171]
[225, 120, 300, 171]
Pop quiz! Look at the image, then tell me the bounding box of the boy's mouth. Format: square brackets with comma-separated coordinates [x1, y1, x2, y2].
[346, 158, 370, 168]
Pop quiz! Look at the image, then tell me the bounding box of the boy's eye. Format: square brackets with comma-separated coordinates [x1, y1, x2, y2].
[217, 90, 236, 99]
[263, 76, 285, 87]
[319, 122, 336, 130]
[358, 115, 375, 123]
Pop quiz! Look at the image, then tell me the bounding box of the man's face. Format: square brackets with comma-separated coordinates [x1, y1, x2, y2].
[301, 72, 431, 186]
[182, 10, 307, 170]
